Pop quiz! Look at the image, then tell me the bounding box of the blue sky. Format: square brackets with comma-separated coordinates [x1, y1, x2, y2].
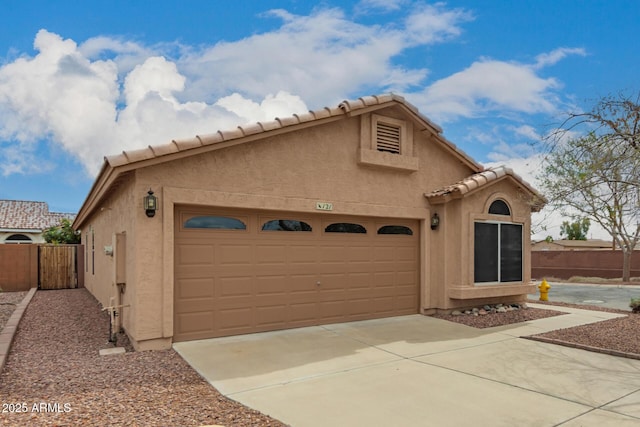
[0, 0, 638, 239]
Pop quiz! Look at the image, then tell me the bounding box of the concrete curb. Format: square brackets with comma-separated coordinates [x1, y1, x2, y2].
[0, 287, 37, 373]
[522, 335, 640, 361]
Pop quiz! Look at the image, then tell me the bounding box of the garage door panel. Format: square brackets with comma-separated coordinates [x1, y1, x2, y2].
[255, 244, 288, 264]
[219, 244, 253, 265]
[255, 305, 288, 326]
[289, 245, 318, 263]
[396, 295, 418, 311]
[175, 299, 216, 314]
[346, 273, 373, 288]
[288, 303, 318, 323]
[396, 271, 417, 285]
[218, 307, 253, 330]
[176, 311, 214, 336]
[395, 246, 417, 261]
[287, 275, 317, 291]
[175, 278, 214, 299]
[175, 208, 419, 341]
[255, 275, 287, 294]
[218, 277, 253, 297]
[176, 244, 215, 265]
[372, 271, 395, 286]
[319, 246, 348, 262]
[347, 246, 372, 261]
[319, 301, 348, 320]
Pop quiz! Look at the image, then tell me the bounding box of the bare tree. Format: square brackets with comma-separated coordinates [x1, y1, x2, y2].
[541, 131, 640, 281]
[548, 92, 640, 152]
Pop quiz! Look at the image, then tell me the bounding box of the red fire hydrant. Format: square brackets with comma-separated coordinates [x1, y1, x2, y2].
[538, 279, 550, 301]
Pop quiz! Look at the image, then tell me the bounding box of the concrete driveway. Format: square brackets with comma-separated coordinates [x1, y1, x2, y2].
[174, 304, 640, 426]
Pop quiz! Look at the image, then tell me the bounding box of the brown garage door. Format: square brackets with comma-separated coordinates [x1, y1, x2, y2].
[174, 207, 419, 341]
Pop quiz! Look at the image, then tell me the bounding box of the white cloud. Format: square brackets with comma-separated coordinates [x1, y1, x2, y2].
[413, 47, 585, 123]
[404, 3, 474, 45]
[534, 47, 587, 70]
[0, 4, 478, 177]
[0, 31, 311, 176]
[0, 4, 583, 182]
[418, 59, 560, 122]
[355, 0, 406, 13]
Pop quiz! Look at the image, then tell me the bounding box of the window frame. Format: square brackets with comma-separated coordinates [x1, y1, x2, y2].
[260, 219, 313, 232]
[182, 215, 248, 231]
[377, 225, 414, 235]
[473, 219, 523, 285]
[324, 222, 368, 234]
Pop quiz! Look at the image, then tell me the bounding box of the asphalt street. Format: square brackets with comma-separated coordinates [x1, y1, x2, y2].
[529, 281, 640, 311]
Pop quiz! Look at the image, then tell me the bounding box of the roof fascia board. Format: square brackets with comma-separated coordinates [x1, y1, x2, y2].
[426, 174, 546, 209]
[73, 165, 118, 229]
[111, 114, 346, 174]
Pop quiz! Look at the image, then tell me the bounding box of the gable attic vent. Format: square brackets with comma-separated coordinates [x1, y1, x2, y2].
[376, 122, 401, 154]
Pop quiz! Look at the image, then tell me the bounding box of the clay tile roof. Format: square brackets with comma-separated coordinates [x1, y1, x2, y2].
[0, 200, 76, 231]
[425, 166, 546, 211]
[197, 132, 224, 146]
[101, 93, 472, 172]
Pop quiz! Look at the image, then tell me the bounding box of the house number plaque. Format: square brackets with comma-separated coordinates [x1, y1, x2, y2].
[316, 202, 333, 211]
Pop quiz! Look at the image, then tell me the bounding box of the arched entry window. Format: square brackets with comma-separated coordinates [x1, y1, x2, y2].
[5, 234, 32, 244]
[475, 198, 522, 283]
[488, 199, 510, 215]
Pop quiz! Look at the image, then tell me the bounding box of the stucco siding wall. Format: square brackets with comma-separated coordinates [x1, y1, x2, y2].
[139, 112, 474, 212]
[81, 176, 137, 337]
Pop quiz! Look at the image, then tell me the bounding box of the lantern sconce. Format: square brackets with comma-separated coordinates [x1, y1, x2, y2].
[144, 189, 157, 218]
[430, 213, 440, 230]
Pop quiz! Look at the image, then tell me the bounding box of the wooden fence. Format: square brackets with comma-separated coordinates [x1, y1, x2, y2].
[0, 244, 84, 292]
[532, 250, 640, 280]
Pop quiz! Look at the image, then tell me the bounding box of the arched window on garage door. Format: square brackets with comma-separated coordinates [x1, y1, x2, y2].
[377, 225, 413, 235]
[325, 223, 367, 233]
[184, 216, 246, 230]
[262, 219, 312, 231]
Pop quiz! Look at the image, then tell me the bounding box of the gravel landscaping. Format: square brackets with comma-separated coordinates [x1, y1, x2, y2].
[1, 288, 638, 426]
[0, 289, 287, 427]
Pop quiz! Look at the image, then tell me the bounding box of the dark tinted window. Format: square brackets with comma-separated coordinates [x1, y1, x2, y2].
[474, 223, 499, 283]
[325, 223, 367, 233]
[500, 224, 523, 282]
[474, 222, 522, 283]
[377, 225, 413, 235]
[262, 220, 312, 231]
[6, 234, 32, 241]
[184, 216, 246, 230]
[489, 200, 510, 215]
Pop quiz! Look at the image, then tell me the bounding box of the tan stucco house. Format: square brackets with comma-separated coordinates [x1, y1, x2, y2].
[73, 94, 545, 351]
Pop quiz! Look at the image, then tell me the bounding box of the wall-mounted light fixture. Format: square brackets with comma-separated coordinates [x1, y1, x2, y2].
[144, 189, 157, 218]
[430, 213, 440, 230]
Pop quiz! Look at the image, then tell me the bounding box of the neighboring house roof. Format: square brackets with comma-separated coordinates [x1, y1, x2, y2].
[424, 166, 547, 211]
[0, 200, 75, 232]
